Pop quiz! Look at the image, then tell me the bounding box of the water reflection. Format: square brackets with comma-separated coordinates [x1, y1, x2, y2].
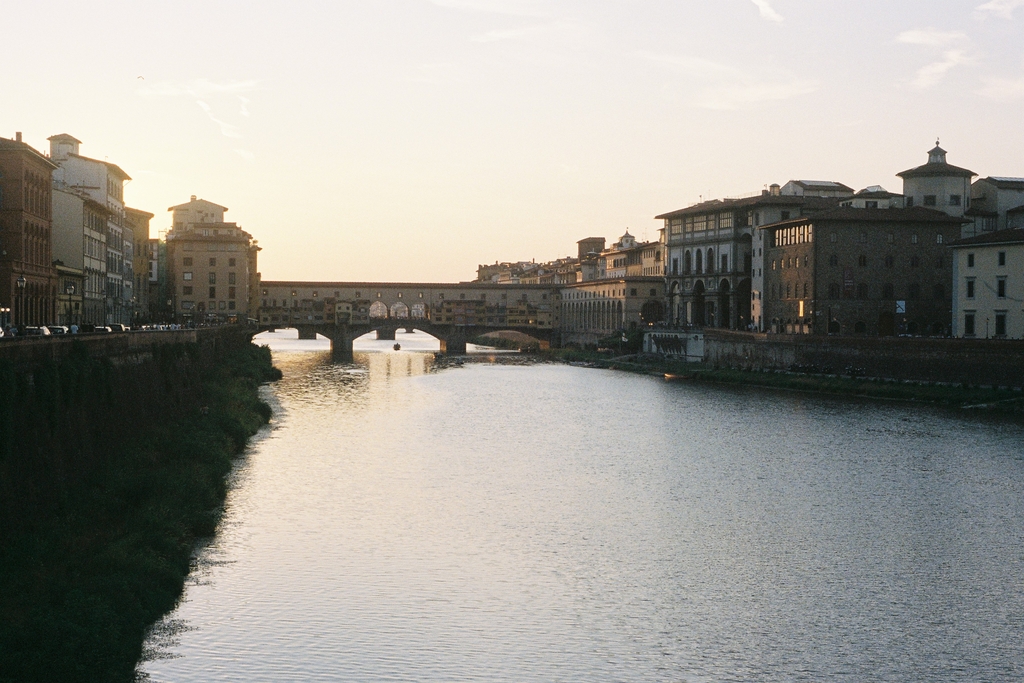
[139, 338, 1024, 682]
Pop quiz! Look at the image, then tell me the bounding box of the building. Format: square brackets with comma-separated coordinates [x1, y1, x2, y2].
[966, 176, 1024, 236]
[761, 206, 964, 336]
[52, 186, 110, 324]
[0, 133, 58, 326]
[126, 208, 154, 323]
[165, 196, 259, 323]
[658, 187, 841, 330]
[560, 277, 664, 345]
[840, 186, 906, 209]
[55, 262, 85, 327]
[949, 229, 1024, 339]
[49, 134, 132, 325]
[897, 142, 975, 230]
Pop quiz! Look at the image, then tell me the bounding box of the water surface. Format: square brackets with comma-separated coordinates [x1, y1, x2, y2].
[140, 331, 1024, 681]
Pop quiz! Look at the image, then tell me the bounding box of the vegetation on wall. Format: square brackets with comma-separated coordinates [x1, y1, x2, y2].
[0, 339, 280, 683]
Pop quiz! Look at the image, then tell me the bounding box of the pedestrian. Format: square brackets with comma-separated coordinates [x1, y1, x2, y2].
[70, 323, 79, 334]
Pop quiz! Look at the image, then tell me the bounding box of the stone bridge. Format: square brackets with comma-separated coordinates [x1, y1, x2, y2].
[258, 280, 561, 360]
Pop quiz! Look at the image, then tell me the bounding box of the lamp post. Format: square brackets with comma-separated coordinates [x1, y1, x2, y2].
[16, 275, 27, 326]
[65, 283, 76, 326]
[0, 307, 9, 328]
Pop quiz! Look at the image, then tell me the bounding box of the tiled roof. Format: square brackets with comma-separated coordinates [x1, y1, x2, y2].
[980, 176, 1024, 190]
[948, 228, 1024, 247]
[655, 194, 836, 220]
[758, 206, 966, 230]
[897, 161, 975, 179]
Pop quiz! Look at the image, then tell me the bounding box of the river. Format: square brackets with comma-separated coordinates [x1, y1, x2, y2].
[139, 330, 1024, 682]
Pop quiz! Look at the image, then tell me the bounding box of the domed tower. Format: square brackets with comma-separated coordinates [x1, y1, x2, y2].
[897, 141, 975, 220]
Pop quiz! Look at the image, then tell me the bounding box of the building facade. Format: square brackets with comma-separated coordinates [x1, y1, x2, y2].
[165, 196, 259, 323]
[126, 207, 154, 323]
[49, 134, 132, 325]
[950, 229, 1024, 339]
[761, 207, 963, 336]
[560, 277, 664, 345]
[967, 176, 1024, 236]
[52, 186, 110, 324]
[0, 133, 58, 326]
[898, 143, 975, 231]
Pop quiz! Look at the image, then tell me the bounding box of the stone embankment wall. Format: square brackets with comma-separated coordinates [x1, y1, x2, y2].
[0, 327, 251, 368]
[703, 329, 1024, 388]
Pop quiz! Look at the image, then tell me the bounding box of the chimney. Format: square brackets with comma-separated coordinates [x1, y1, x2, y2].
[190, 195, 197, 201]
[15, 132, 22, 143]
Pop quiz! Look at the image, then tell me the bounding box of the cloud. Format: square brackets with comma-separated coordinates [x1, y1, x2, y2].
[897, 28, 968, 47]
[196, 101, 243, 138]
[912, 50, 972, 88]
[427, 0, 548, 17]
[639, 51, 815, 110]
[974, 0, 1024, 19]
[750, 0, 783, 23]
[897, 29, 974, 88]
[239, 96, 251, 117]
[234, 149, 256, 161]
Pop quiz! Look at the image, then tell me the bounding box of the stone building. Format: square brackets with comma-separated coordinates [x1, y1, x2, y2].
[165, 196, 260, 323]
[560, 277, 664, 345]
[52, 186, 110, 324]
[949, 228, 1024, 339]
[761, 206, 964, 336]
[966, 176, 1024, 236]
[126, 208, 154, 323]
[0, 133, 58, 326]
[48, 134, 132, 325]
[658, 189, 839, 330]
[898, 142, 975, 230]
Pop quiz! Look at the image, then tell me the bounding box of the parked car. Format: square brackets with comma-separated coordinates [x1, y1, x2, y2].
[22, 326, 52, 336]
[47, 325, 69, 335]
[108, 323, 127, 332]
[92, 326, 112, 333]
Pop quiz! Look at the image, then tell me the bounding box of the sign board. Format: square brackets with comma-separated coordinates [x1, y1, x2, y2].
[895, 300, 906, 314]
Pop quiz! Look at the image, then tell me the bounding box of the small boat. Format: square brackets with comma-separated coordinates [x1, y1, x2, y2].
[393, 343, 401, 351]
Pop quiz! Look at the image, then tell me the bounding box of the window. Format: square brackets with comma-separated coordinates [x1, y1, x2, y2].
[998, 251, 1006, 267]
[209, 272, 217, 284]
[964, 312, 976, 336]
[772, 260, 776, 270]
[228, 301, 236, 310]
[228, 272, 236, 285]
[907, 196, 914, 207]
[829, 254, 839, 266]
[229, 286, 237, 299]
[967, 253, 975, 268]
[859, 232, 867, 243]
[998, 278, 1007, 298]
[183, 272, 193, 281]
[866, 201, 878, 209]
[887, 233, 894, 243]
[936, 234, 943, 244]
[966, 279, 975, 298]
[183, 286, 193, 295]
[995, 312, 1007, 337]
[858, 255, 867, 267]
[911, 234, 919, 244]
[949, 194, 961, 206]
[229, 258, 236, 267]
[829, 283, 840, 298]
[183, 257, 193, 266]
[857, 283, 868, 299]
[786, 283, 791, 298]
[803, 282, 809, 297]
[883, 283, 894, 298]
[885, 255, 894, 268]
[209, 257, 217, 266]
[721, 254, 728, 272]
[830, 233, 837, 243]
[209, 286, 216, 298]
[923, 195, 937, 206]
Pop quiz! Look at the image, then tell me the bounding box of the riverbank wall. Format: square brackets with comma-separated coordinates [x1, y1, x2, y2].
[0, 328, 279, 683]
[701, 330, 1024, 388]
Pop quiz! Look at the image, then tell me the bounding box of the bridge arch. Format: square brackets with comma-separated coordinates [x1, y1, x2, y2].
[390, 302, 410, 318]
[369, 301, 389, 318]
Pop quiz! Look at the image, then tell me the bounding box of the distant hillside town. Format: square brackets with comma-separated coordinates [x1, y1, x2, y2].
[476, 142, 1024, 340]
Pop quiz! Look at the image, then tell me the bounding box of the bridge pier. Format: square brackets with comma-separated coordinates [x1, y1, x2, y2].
[440, 337, 467, 355]
[325, 325, 354, 362]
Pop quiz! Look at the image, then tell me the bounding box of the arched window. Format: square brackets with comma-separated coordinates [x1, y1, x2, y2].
[684, 250, 692, 274]
[829, 254, 838, 266]
[695, 249, 703, 274]
[858, 255, 867, 267]
[857, 283, 868, 299]
[803, 282, 809, 298]
[706, 249, 715, 274]
[829, 283, 840, 298]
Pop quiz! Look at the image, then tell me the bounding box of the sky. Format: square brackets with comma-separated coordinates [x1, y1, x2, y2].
[4, 0, 1024, 282]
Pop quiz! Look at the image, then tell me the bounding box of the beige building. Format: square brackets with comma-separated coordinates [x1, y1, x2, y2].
[560, 277, 664, 345]
[165, 196, 260, 323]
[950, 228, 1024, 339]
[126, 207, 153, 324]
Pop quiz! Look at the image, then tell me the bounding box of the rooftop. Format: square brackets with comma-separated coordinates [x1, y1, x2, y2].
[759, 206, 966, 230]
[949, 228, 1024, 248]
[655, 194, 836, 220]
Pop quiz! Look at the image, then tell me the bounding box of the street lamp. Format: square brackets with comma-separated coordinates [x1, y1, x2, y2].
[16, 275, 26, 326]
[65, 284, 76, 326]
